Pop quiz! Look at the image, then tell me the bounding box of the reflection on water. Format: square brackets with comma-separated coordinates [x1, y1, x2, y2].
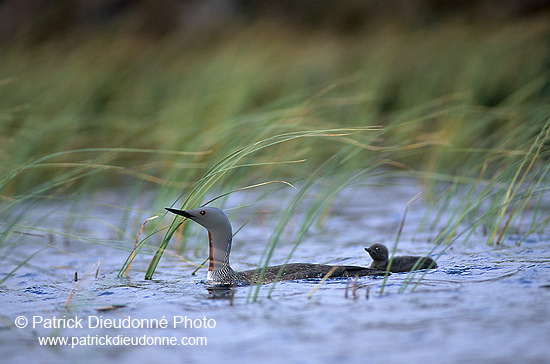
[206, 285, 237, 303]
[1, 182, 549, 363]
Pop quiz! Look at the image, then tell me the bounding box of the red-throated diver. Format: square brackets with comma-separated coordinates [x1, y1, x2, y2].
[166, 207, 386, 285]
[365, 243, 438, 273]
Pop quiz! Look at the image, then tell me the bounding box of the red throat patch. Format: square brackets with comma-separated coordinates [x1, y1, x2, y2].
[208, 231, 213, 271]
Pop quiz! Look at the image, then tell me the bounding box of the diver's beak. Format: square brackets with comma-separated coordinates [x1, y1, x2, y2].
[165, 208, 192, 218]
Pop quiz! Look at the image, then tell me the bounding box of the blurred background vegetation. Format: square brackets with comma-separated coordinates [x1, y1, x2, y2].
[1, 0, 549, 197]
[0, 0, 548, 283]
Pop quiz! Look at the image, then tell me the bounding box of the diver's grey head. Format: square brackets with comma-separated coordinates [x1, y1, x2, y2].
[365, 243, 389, 261]
[165, 207, 232, 235]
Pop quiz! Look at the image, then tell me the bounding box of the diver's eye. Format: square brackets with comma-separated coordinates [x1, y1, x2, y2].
[200, 210, 206, 215]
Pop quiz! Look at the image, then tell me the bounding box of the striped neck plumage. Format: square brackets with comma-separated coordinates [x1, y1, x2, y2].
[206, 223, 240, 284]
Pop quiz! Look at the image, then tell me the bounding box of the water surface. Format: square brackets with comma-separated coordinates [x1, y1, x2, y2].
[1, 180, 549, 363]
